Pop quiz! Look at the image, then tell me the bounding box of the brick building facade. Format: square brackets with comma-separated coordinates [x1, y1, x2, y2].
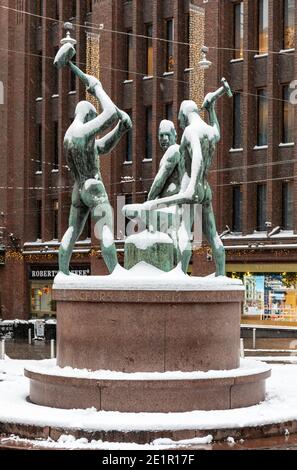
[0, 0, 206, 320]
[203, 0, 297, 319]
[1, 0, 297, 320]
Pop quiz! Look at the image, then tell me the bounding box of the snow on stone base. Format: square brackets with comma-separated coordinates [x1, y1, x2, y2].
[24, 358, 270, 381]
[54, 261, 244, 291]
[2, 359, 296, 438]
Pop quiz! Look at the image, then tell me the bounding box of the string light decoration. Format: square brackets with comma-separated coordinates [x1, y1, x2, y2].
[86, 31, 101, 112]
[189, 5, 205, 109]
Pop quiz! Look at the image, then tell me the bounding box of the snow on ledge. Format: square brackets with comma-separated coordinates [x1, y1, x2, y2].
[53, 262, 244, 291]
[25, 358, 270, 382]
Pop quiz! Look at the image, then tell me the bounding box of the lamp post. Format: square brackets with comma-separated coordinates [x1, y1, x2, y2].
[198, 46, 212, 70]
[61, 22, 77, 47]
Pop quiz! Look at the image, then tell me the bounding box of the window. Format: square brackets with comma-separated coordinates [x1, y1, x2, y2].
[53, 200, 59, 240]
[165, 103, 173, 121]
[282, 85, 294, 143]
[70, 56, 76, 91]
[86, 0, 92, 13]
[186, 13, 190, 69]
[37, 51, 42, 97]
[125, 194, 133, 234]
[233, 92, 242, 148]
[31, 282, 56, 317]
[125, 111, 133, 162]
[16, 0, 24, 24]
[53, 121, 59, 169]
[258, 0, 268, 54]
[284, 0, 295, 49]
[54, 0, 59, 20]
[146, 24, 153, 76]
[257, 184, 267, 231]
[232, 186, 242, 232]
[145, 107, 152, 160]
[36, 0, 42, 26]
[234, 2, 244, 59]
[87, 215, 92, 239]
[36, 200, 42, 239]
[36, 124, 42, 171]
[53, 47, 59, 94]
[70, 0, 76, 18]
[126, 30, 133, 80]
[282, 182, 293, 230]
[166, 19, 174, 72]
[257, 89, 268, 146]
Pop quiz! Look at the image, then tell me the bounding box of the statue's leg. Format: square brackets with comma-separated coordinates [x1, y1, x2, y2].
[177, 204, 194, 274]
[202, 200, 225, 276]
[91, 198, 118, 274]
[59, 202, 90, 275]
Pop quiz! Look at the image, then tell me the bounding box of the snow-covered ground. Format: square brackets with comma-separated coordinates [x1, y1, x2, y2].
[0, 433, 214, 451]
[0, 358, 297, 449]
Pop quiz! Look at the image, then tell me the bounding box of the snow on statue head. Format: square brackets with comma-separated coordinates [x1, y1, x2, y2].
[158, 119, 177, 151]
[75, 100, 98, 123]
[178, 100, 199, 130]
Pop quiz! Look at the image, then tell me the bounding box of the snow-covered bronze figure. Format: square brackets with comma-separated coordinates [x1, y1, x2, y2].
[142, 79, 232, 275]
[54, 28, 132, 275]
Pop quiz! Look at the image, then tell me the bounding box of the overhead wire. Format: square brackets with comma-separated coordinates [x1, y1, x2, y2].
[0, 3, 295, 58]
[0, 3, 296, 221]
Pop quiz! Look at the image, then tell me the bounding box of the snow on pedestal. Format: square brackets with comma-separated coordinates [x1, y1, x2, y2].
[53, 261, 244, 291]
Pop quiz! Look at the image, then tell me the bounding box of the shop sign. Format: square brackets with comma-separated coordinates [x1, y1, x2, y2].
[29, 266, 91, 280]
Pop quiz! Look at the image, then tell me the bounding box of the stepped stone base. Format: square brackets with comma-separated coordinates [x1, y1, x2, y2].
[25, 364, 270, 412]
[25, 285, 271, 413]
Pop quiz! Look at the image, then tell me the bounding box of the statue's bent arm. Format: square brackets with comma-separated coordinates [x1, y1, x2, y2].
[206, 103, 220, 144]
[68, 62, 119, 137]
[146, 132, 204, 209]
[82, 105, 118, 139]
[95, 122, 123, 155]
[147, 151, 179, 201]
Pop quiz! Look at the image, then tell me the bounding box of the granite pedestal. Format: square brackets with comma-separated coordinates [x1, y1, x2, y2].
[25, 285, 271, 412]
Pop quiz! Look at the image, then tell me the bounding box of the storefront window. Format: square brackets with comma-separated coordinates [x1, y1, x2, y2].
[229, 271, 297, 321]
[29, 266, 90, 318]
[31, 283, 55, 318]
